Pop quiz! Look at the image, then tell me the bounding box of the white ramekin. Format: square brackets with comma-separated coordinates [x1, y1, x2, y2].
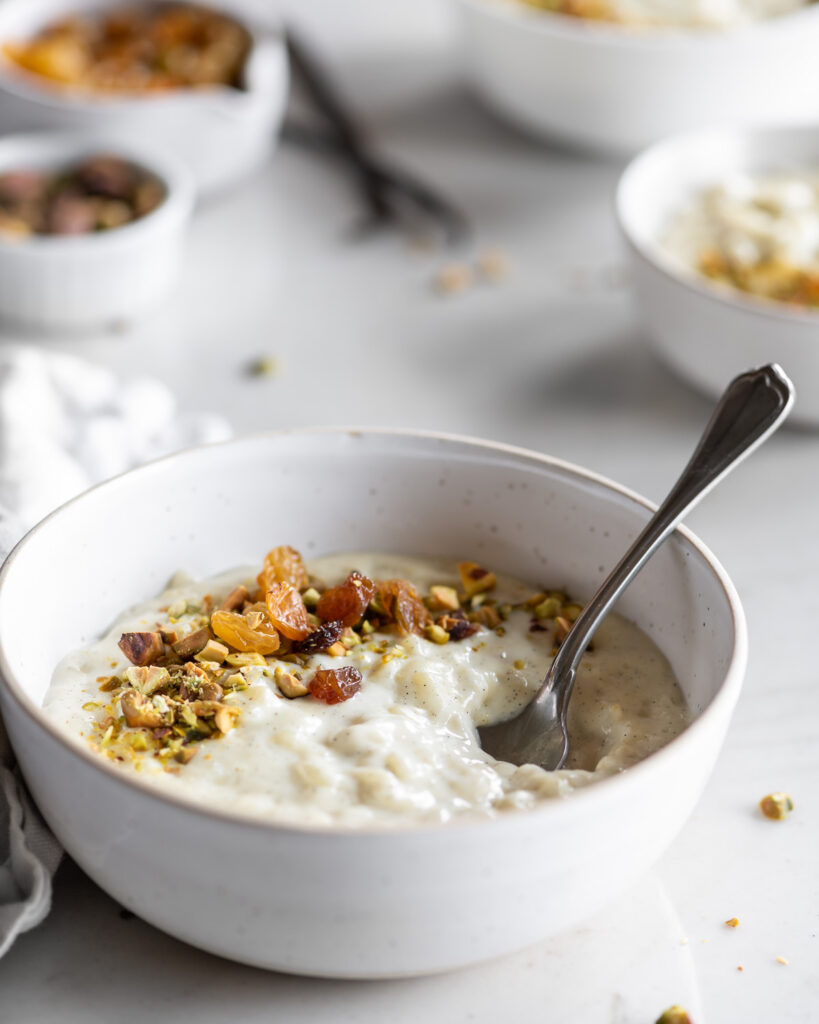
[454, 0, 819, 155]
[0, 132, 194, 330]
[0, 429, 747, 977]
[0, 0, 288, 194]
[617, 123, 819, 426]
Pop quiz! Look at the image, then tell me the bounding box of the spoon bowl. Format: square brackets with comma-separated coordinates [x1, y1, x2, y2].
[479, 364, 794, 770]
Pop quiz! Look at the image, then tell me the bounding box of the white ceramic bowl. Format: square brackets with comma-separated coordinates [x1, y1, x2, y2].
[0, 0, 288, 195]
[0, 429, 746, 978]
[617, 123, 819, 426]
[454, 0, 819, 154]
[0, 132, 194, 330]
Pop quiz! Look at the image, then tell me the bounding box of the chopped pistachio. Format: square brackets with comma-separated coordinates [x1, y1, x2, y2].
[275, 666, 309, 699]
[97, 675, 121, 692]
[172, 626, 212, 658]
[123, 665, 170, 695]
[524, 592, 547, 608]
[534, 596, 561, 620]
[120, 690, 166, 729]
[225, 652, 266, 667]
[341, 627, 362, 649]
[224, 672, 246, 689]
[472, 605, 501, 629]
[425, 623, 450, 645]
[498, 603, 512, 620]
[244, 610, 264, 630]
[759, 792, 794, 820]
[213, 704, 240, 734]
[513, 659, 525, 670]
[302, 586, 321, 609]
[554, 616, 572, 645]
[175, 745, 198, 765]
[655, 1008, 692, 1024]
[118, 631, 164, 666]
[219, 585, 249, 612]
[428, 585, 460, 612]
[562, 603, 583, 622]
[433, 263, 472, 296]
[361, 620, 375, 635]
[167, 598, 187, 619]
[458, 561, 497, 598]
[327, 641, 346, 657]
[194, 639, 229, 664]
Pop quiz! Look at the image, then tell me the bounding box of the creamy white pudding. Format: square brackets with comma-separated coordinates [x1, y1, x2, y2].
[45, 551, 688, 827]
[663, 170, 819, 308]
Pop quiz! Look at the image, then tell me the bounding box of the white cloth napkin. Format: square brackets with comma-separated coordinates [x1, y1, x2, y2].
[0, 345, 230, 958]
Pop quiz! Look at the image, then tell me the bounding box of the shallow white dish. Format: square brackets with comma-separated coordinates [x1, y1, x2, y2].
[0, 132, 193, 330]
[454, 0, 819, 154]
[0, 0, 288, 195]
[0, 428, 746, 978]
[617, 123, 819, 425]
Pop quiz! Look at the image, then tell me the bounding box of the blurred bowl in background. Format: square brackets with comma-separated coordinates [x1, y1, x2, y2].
[453, 0, 819, 155]
[617, 123, 819, 425]
[0, 132, 194, 331]
[0, 0, 288, 195]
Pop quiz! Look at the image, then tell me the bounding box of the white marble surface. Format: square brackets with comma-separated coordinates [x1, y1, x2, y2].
[1, 1, 817, 1020]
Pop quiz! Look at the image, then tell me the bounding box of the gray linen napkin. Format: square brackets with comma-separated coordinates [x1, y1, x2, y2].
[0, 345, 230, 956]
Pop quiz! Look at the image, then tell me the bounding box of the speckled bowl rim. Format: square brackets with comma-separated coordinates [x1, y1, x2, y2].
[0, 426, 748, 839]
[616, 124, 819, 327]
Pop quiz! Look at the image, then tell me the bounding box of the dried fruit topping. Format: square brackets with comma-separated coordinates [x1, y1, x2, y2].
[457, 561, 497, 599]
[118, 631, 164, 666]
[211, 609, 280, 655]
[438, 611, 479, 641]
[294, 620, 343, 654]
[257, 545, 309, 593]
[265, 582, 311, 641]
[759, 792, 794, 820]
[308, 666, 362, 705]
[316, 571, 375, 627]
[377, 578, 429, 636]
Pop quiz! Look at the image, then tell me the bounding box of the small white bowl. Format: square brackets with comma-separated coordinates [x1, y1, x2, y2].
[0, 132, 194, 330]
[0, 429, 746, 977]
[617, 123, 819, 426]
[0, 0, 288, 195]
[454, 0, 819, 154]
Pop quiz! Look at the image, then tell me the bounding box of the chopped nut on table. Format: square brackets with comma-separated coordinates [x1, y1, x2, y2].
[759, 792, 794, 820]
[655, 1007, 692, 1024]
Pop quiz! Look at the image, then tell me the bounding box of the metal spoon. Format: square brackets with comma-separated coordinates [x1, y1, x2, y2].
[478, 363, 794, 771]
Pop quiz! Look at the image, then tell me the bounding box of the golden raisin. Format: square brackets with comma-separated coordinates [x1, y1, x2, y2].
[257, 545, 309, 593]
[308, 666, 362, 705]
[376, 579, 429, 636]
[265, 582, 311, 641]
[316, 571, 375, 627]
[211, 609, 280, 655]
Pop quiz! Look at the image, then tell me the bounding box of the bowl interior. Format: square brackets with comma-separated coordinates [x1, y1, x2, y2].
[0, 431, 738, 738]
[619, 123, 819, 261]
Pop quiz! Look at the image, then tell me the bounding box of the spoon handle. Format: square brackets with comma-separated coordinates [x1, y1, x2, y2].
[542, 364, 794, 719]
